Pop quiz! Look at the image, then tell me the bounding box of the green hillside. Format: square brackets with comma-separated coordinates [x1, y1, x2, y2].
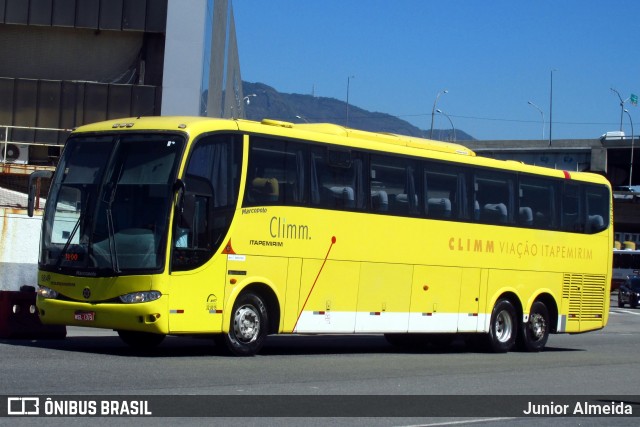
[242, 82, 475, 141]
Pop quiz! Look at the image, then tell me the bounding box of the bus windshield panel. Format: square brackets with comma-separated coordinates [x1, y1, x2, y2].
[39, 133, 185, 275]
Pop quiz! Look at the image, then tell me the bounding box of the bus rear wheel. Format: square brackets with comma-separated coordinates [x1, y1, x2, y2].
[486, 299, 517, 353]
[221, 292, 268, 356]
[517, 301, 549, 352]
[117, 330, 165, 349]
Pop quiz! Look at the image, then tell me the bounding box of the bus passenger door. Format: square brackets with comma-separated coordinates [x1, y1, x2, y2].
[457, 268, 481, 332]
[409, 265, 462, 333]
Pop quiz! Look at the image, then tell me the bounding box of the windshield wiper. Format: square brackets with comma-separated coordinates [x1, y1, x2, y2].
[105, 206, 120, 273]
[103, 172, 122, 274]
[55, 217, 81, 270]
[55, 194, 89, 270]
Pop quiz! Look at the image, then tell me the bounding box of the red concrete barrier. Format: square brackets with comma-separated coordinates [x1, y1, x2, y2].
[0, 289, 66, 339]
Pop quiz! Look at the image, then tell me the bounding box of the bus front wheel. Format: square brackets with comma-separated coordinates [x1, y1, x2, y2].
[486, 299, 517, 353]
[517, 301, 550, 352]
[221, 292, 268, 356]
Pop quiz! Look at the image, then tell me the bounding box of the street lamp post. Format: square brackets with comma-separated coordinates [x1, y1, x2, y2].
[237, 94, 256, 119]
[625, 109, 635, 186]
[346, 75, 355, 127]
[527, 101, 545, 140]
[549, 69, 556, 146]
[429, 89, 448, 139]
[436, 109, 456, 142]
[611, 88, 629, 132]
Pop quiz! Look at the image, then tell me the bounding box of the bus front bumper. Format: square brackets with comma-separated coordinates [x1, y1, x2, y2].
[36, 295, 169, 335]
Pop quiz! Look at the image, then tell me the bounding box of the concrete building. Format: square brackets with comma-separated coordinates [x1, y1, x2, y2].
[464, 135, 640, 241]
[0, 0, 243, 290]
[0, 0, 242, 165]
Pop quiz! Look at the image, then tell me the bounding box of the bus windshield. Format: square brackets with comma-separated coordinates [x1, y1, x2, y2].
[40, 133, 185, 275]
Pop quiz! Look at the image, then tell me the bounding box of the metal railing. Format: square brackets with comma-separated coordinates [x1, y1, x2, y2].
[1, 125, 71, 165]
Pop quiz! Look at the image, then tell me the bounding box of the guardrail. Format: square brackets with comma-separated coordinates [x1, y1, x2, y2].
[1, 125, 71, 165]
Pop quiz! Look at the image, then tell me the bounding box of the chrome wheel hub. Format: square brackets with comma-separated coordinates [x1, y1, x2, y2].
[528, 313, 546, 340]
[233, 305, 260, 343]
[495, 310, 513, 343]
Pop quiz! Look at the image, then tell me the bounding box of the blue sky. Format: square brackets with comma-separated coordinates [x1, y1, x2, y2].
[233, 0, 639, 141]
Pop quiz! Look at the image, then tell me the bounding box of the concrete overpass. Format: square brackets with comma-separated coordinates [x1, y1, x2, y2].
[464, 135, 640, 243]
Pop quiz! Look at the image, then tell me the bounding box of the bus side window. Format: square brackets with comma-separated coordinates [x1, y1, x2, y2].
[561, 183, 583, 232]
[585, 185, 609, 233]
[370, 154, 418, 215]
[175, 174, 214, 249]
[474, 171, 514, 225]
[518, 176, 557, 230]
[424, 167, 458, 219]
[173, 134, 241, 271]
[311, 147, 365, 210]
[244, 138, 307, 206]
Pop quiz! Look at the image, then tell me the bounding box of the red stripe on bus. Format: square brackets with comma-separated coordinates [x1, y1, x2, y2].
[293, 236, 337, 331]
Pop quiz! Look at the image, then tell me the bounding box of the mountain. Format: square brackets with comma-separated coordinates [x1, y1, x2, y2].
[241, 82, 475, 141]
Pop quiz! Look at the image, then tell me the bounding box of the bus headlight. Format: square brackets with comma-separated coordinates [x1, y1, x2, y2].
[119, 291, 162, 304]
[37, 286, 59, 299]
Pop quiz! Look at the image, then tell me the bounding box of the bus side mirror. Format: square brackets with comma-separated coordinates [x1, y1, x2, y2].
[27, 170, 53, 217]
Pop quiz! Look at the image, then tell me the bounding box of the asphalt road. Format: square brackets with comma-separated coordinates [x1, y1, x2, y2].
[1, 293, 639, 426]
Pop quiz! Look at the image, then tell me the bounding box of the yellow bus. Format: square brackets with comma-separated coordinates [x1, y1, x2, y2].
[28, 116, 612, 355]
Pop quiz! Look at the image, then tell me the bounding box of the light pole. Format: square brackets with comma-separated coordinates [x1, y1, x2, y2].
[346, 75, 355, 127]
[625, 109, 635, 186]
[237, 94, 256, 119]
[436, 109, 456, 142]
[611, 88, 629, 132]
[549, 69, 556, 146]
[527, 101, 545, 140]
[429, 89, 448, 139]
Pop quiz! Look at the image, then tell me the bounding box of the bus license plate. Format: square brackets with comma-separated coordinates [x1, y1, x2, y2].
[74, 311, 95, 322]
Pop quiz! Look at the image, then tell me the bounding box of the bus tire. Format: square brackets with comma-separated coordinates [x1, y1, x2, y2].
[117, 330, 165, 349]
[517, 301, 549, 352]
[486, 299, 517, 353]
[223, 291, 268, 356]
